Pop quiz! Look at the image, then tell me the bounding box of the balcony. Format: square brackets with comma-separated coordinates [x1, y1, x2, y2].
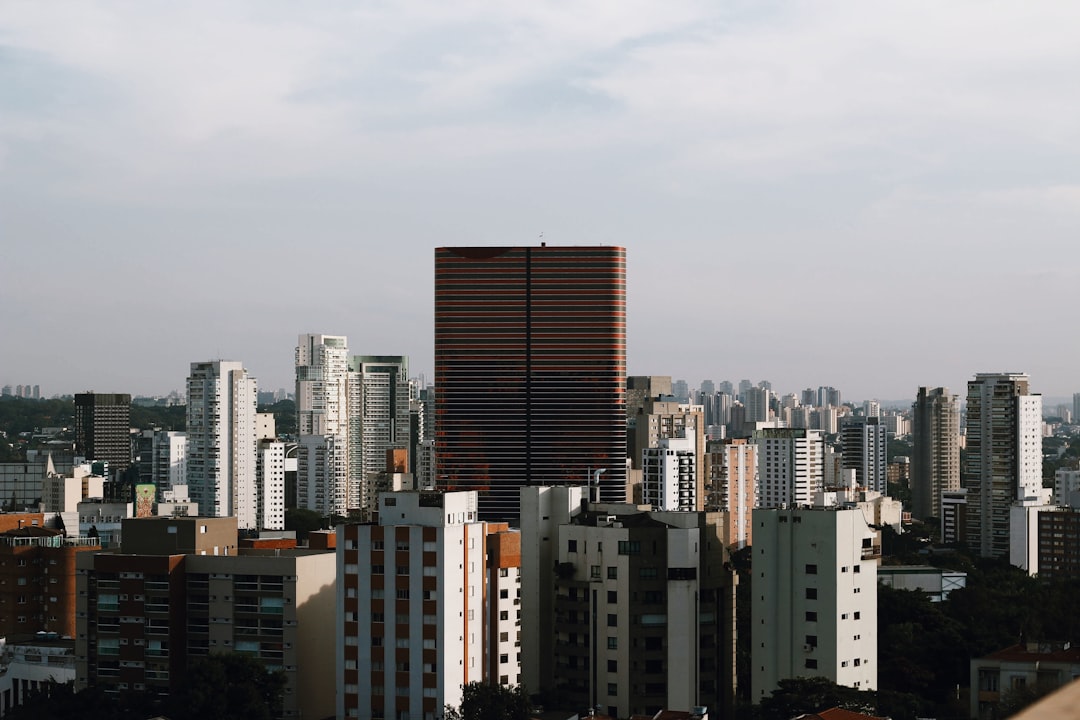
[861, 545, 882, 560]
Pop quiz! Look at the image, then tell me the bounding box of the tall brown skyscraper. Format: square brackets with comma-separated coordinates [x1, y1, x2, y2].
[435, 245, 627, 520]
[910, 386, 960, 520]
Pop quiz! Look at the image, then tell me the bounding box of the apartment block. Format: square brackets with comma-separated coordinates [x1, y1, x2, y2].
[752, 507, 879, 700]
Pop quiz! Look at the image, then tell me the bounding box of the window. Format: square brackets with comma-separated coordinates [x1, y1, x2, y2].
[500, 632, 508, 642]
[841, 566, 848, 573]
[500, 611, 509, 621]
[568, 539, 578, 552]
[500, 589, 509, 599]
[854, 658, 861, 667]
[618, 541, 640, 555]
[607, 614, 617, 627]
[500, 654, 508, 664]
[396, 589, 410, 599]
[805, 588, 817, 600]
[607, 660, 617, 672]
[805, 564, 817, 575]
[639, 567, 658, 579]
[607, 637, 617, 650]
[854, 611, 861, 620]
[607, 567, 618, 580]
[805, 611, 817, 621]
[397, 566, 408, 575]
[591, 566, 601, 579]
[607, 683, 617, 696]
[805, 659, 818, 669]
[607, 591, 617, 603]
[805, 635, 817, 647]
[854, 565, 861, 573]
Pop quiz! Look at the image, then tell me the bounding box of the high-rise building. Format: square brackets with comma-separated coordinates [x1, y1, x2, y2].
[744, 386, 772, 426]
[336, 491, 494, 720]
[435, 245, 627, 520]
[752, 506, 879, 700]
[964, 373, 1043, 559]
[704, 438, 757, 548]
[74, 393, 132, 476]
[626, 376, 673, 420]
[296, 334, 354, 516]
[753, 428, 824, 509]
[642, 435, 698, 511]
[521, 487, 737, 718]
[840, 417, 888, 494]
[1073, 393, 1080, 424]
[350, 355, 412, 512]
[911, 387, 960, 520]
[185, 361, 258, 528]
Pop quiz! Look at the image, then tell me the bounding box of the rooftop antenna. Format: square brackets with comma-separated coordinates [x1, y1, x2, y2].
[539, 231, 545, 247]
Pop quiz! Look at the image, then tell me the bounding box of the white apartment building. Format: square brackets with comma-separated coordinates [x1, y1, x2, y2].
[256, 439, 286, 530]
[151, 431, 187, 493]
[1054, 467, 1080, 507]
[186, 360, 258, 528]
[752, 507, 879, 700]
[296, 334, 354, 516]
[753, 428, 824, 509]
[486, 528, 523, 687]
[337, 491, 486, 720]
[642, 435, 698, 511]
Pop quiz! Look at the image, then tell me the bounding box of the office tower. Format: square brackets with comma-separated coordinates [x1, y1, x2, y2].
[642, 435, 698, 511]
[752, 507, 879, 701]
[413, 384, 436, 490]
[1074, 393, 1080, 424]
[76, 516, 335, 719]
[337, 491, 492, 720]
[186, 361, 258, 528]
[964, 373, 1043, 559]
[802, 388, 816, 406]
[522, 491, 737, 718]
[704, 438, 757, 548]
[74, 393, 132, 476]
[744, 386, 772, 424]
[700, 379, 716, 399]
[911, 387, 960, 520]
[754, 428, 825, 508]
[672, 379, 690, 402]
[840, 417, 887, 493]
[717, 380, 733, 396]
[350, 355, 412, 512]
[296, 334, 354, 516]
[738, 379, 753, 402]
[435, 246, 627, 520]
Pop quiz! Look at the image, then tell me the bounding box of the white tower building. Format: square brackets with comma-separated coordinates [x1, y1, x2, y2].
[752, 506, 879, 700]
[296, 334, 354, 516]
[185, 360, 258, 528]
[642, 434, 698, 511]
[754, 428, 825, 509]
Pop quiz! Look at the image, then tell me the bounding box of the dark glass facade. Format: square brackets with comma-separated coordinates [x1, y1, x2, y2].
[435, 246, 627, 520]
[74, 392, 132, 473]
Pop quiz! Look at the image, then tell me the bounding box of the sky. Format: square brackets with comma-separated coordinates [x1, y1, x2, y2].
[3, 1, 1080, 404]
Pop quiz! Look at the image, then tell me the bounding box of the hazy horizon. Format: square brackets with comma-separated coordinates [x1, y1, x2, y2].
[4, 2, 1080, 403]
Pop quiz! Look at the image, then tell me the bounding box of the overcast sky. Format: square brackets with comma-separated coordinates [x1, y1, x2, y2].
[3, 1, 1079, 404]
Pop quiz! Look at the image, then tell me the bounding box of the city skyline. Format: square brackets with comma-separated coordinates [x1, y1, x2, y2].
[4, 3, 1080, 401]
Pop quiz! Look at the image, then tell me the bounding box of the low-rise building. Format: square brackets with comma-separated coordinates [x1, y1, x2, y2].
[971, 642, 1080, 720]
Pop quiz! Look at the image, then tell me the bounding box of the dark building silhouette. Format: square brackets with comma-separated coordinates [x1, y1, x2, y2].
[435, 245, 627, 520]
[74, 392, 132, 474]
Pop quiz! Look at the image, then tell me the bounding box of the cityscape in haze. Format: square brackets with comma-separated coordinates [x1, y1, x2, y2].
[4, 2, 1080, 720]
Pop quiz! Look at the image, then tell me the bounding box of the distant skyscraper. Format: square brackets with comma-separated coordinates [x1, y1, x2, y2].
[672, 378, 690, 402]
[1073, 392, 1080, 424]
[435, 245, 626, 520]
[186, 361, 258, 528]
[74, 392, 132, 475]
[910, 387, 960, 520]
[964, 373, 1042, 559]
[295, 334, 353, 516]
[744, 386, 772, 424]
[350, 354, 412, 511]
[840, 417, 887, 493]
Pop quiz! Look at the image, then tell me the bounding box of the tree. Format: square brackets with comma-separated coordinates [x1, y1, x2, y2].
[167, 652, 286, 720]
[445, 682, 532, 720]
[285, 507, 324, 541]
[758, 677, 875, 720]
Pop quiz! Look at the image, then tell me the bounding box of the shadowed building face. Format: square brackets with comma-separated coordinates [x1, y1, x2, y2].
[434, 246, 627, 520]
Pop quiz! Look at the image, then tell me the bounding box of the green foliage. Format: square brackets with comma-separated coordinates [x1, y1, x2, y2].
[0, 397, 75, 437]
[129, 403, 187, 431]
[445, 682, 532, 720]
[169, 652, 286, 720]
[285, 507, 324, 540]
[259, 399, 296, 436]
[758, 677, 876, 720]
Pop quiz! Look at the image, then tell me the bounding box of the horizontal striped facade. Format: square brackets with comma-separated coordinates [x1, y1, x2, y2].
[435, 246, 627, 520]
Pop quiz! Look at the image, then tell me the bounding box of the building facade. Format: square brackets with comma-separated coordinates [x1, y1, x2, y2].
[435, 245, 627, 520]
[296, 334, 354, 516]
[752, 507, 879, 701]
[910, 387, 960, 520]
[754, 429, 824, 509]
[74, 393, 131, 476]
[964, 373, 1043, 559]
[840, 417, 887, 494]
[186, 361, 259, 529]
